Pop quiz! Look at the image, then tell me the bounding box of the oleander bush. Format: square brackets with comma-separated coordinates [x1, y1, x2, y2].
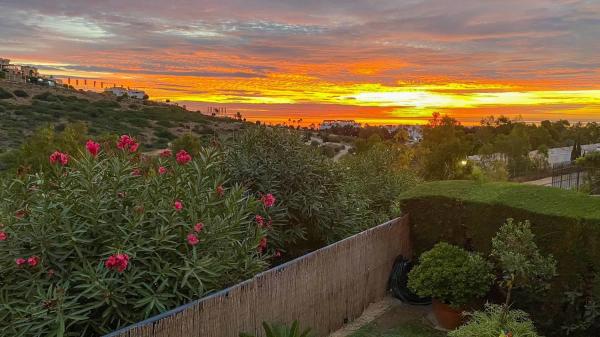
[226, 127, 370, 254]
[0, 136, 281, 336]
[341, 143, 419, 224]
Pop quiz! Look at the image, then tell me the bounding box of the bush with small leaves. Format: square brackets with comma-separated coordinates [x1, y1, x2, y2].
[408, 242, 494, 308]
[491, 219, 557, 306]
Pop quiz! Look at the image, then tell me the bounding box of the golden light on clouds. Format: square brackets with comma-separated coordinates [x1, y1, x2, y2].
[4, 0, 599, 125]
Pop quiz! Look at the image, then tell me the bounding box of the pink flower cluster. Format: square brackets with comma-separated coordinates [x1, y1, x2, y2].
[258, 237, 268, 253]
[158, 166, 168, 175]
[49, 151, 69, 166]
[173, 200, 184, 211]
[261, 193, 276, 208]
[104, 253, 130, 272]
[255, 215, 272, 228]
[86, 140, 101, 157]
[216, 185, 225, 197]
[117, 135, 139, 153]
[0, 231, 7, 241]
[16, 255, 39, 267]
[176, 150, 192, 165]
[186, 223, 204, 246]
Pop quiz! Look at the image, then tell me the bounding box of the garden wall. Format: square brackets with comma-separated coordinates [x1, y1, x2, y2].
[106, 215, 412, 337]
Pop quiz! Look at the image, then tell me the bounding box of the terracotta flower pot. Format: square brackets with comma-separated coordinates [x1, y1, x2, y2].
[432, 299, 464, 330]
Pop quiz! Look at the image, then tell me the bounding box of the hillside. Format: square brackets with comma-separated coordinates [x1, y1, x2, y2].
[0, 79, 248, 151]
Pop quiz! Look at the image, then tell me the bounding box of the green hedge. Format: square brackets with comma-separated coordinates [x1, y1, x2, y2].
[398, 181, 600, 331]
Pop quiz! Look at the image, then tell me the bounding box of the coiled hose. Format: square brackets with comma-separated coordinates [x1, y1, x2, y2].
[389, 255, 432, 305]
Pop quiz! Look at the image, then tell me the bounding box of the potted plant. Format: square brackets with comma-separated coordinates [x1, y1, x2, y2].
[408, 242, 494, 329]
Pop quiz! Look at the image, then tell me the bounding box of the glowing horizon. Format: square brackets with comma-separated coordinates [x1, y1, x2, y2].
[2, 1, 600, 125]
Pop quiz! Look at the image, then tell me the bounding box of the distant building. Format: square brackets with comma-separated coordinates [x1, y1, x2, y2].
[0, 58, 40, 82]
[104, 87, 147, 99]
[320, 120, 361, 130]
[0, 58, 9, 71]
[405, 125, 423, 143]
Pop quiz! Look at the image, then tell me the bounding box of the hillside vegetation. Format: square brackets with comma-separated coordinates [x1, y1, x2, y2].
[0, 80, 246, 152]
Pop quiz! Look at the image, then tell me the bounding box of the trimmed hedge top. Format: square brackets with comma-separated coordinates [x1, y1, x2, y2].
[399, 180, 600, 223]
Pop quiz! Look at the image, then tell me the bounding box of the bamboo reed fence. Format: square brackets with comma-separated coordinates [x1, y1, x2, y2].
[106, 215, 412, 337]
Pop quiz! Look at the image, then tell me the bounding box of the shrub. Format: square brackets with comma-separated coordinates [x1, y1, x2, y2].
[172, 133, 201, 156]
[1, 123, 88, 173]
[226, 127, 367, 253]
[407, 242, 494, 308]
[32, 91, 58, 101]
[240, 321, 313, 337]
[0, 87, 14, 99]
[13, 89, 29, 98]
[0, 139, 274, 336]
[491, 219, 557, 306]
[341, 143, 419, 224]
[449, 304, 540, 337]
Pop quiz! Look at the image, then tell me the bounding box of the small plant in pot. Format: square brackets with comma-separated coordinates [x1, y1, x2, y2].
[408, 242, 494, 330]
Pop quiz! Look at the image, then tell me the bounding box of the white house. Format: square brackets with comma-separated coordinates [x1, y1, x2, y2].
[320, 120, 361, 130]
[104, 87, 147, 99]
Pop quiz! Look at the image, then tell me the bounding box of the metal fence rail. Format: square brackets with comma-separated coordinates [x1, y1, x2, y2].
[106, 215, 412, 337]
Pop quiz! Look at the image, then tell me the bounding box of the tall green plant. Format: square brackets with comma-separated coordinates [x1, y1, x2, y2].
[0, 137, 273, 336]
[491, 219, 557, 306]
[226, 127, 367, 252]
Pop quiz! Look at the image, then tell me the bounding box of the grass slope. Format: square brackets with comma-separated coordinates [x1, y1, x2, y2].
[0, 81, 246, 151]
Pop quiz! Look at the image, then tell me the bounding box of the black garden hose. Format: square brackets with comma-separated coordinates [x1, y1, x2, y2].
[389, 255, 432, 305]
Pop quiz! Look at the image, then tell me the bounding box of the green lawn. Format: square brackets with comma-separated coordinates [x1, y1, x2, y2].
[350, 322, 446, 337]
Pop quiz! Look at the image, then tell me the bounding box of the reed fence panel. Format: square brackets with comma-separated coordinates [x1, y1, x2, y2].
[106, 215, 412, 337]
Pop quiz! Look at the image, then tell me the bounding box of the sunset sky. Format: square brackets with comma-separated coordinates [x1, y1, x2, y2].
[1, 0, 599, 125]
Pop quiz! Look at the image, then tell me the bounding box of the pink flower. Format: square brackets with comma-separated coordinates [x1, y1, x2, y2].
[187, 233, 199, 246]
[194, 223, 204, 233]
[173, 200, 183, 211]
[160, 149, 172, 158]
[117, 135, 139, 152]
[0, 231, 7, 241]
[158, 166, 168, 175]
[105, 253, 129, 272]
[261, 193, 276, 208]
[255, 215, 265, 227]
[176, 150, 192, 165]
[129, 142, 140, 153]
[131, 168, 142, 177]
[27, 256, 40, 267]
[216, 185, 225, 197]
[86, 140, 101, 157]
[275, 250, 282, 258]
[258, 237, 268, 253]
[49, 151, 69, 166]
[15, 258, 26, 266]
